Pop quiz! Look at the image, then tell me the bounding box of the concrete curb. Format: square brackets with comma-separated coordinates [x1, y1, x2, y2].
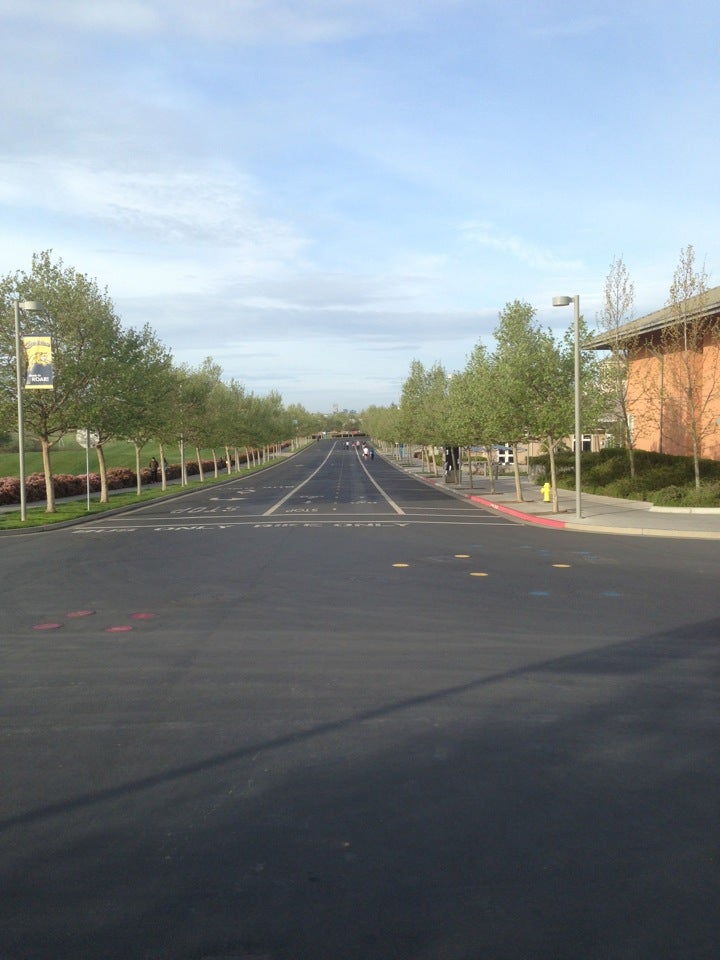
[405, 463, 720, 539]
[466, 494, 567, 528]
[563, 522, 720, 539]
[415, 473, 567, 527]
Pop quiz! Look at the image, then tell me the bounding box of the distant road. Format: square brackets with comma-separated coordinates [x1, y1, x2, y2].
[2, 441, 719, 960]
[69, 438, 518, 531]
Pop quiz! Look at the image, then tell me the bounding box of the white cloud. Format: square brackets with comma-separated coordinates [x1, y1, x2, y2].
[0, 156, 309, 279]
[1, 1, 719, 410]
[0, 0, 159, 31]
[0, 0, 469, 44]
[460, 221, 584, 274]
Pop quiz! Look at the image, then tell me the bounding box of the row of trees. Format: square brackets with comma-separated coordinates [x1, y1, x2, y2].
[4, 246, 713, 513]
[0, 252, 323, 511]
[365, 245, 717, 501]
[363, 300, 604, 512]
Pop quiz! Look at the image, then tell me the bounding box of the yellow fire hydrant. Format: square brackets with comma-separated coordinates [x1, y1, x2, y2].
[542, 481, 551, 503]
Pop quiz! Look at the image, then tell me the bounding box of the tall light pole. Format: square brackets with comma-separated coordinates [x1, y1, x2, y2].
[552, 294, 582, 520]
[13, 299, 44, 522]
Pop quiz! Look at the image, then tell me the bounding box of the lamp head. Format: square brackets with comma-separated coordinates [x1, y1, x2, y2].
[552, 296, 572, 307]
[19, 300, 43, 311]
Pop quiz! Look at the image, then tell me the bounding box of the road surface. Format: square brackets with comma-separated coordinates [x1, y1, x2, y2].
[2, 441, 718, 959]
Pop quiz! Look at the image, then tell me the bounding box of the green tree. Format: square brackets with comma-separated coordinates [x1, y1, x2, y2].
[484, 302, 601, 512]
[0, 251, 124, 512]
[284, 402, 317, 441]
[397, 360, 448, 474]
[256, 390, 291, 456]
[536, 315, 603, 511]
[123, 326, 175, 493]
[361, 404, 401, 451]
[447, 344, 501, 491]
[160, 362, 214, 484]
[80, 324, 174, 502]
[492, 300, 545, 501]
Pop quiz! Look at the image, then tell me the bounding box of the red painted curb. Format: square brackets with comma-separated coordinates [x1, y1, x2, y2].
[468, 495, 567, 528]
[418, 474, 567, 528]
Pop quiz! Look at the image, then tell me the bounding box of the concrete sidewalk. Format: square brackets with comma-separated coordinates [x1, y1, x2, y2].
[394, 458, 720, 540]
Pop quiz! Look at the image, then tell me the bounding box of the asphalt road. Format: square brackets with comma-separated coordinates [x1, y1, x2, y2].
[2, 441, 719, 960]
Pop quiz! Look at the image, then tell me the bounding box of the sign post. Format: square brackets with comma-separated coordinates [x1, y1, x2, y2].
[76, 430, 99, 511]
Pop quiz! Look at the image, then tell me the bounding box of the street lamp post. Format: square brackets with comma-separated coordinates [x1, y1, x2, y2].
[13, 299, 44, 522]
[552, 294, 582, 520]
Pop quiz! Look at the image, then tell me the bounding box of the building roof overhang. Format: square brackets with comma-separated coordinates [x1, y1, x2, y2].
[587, 284, 720, 351]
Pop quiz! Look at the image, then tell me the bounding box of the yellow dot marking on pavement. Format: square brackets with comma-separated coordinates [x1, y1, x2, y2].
[470, 571, 489, 577]
[392, 563, 409, 568]
[455, 554, 470, 558]
[552, 563, 571, 568]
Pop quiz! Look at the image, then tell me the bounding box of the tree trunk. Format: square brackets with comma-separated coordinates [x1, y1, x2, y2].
[179, 438, 187, 485]
[467, 447, 473, 490]
[96, 443, 109, 504]
[133, 442, 142, 495]
[195, 446, 204, 481]
[485, 450, 495, 494]
[41, 436, 56, 513]
[511, 442, 523, 501]
[159, 442, 167, 491]
[691, 431, 701, 489]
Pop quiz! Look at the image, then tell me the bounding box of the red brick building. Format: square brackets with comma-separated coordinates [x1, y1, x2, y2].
[589, 285, 720, 459]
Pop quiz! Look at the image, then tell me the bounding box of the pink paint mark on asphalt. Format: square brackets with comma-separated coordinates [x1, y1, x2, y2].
[67, 610, 95, 618]
[33, 622, 62, 631]
[105, 625, 134, 633]
[130, 612, 155, 620]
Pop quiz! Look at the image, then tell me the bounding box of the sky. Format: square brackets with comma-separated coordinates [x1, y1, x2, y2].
[1, 0, 719, 412]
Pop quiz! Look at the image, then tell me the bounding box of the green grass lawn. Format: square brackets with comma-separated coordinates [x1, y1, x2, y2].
[0, 439, 224, 478]
[0, 459, 273, 530]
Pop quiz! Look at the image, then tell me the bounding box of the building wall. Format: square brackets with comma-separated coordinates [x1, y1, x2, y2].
[628, 329, 720, 459]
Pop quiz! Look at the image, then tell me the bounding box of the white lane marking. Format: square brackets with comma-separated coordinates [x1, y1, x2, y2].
[263, 446, 337, 516]
[357, 456, 405, 515]
[74, 517, 512, 533]
[263, 444, 404, 516]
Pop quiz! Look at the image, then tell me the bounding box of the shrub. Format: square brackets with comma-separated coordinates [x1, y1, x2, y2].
[52, 474, 85, 498]
[26, 473, 49, 502]
[651, 484, 686, 505]
[0, 476, 20, 505]
[686, 483, 720, 507]
[642, 463, 695, 489]
[106, 467, 136, 490]
[81, 473, 102, 493]
[653, 483, 720, 507]
[602, 478, 643, 499]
